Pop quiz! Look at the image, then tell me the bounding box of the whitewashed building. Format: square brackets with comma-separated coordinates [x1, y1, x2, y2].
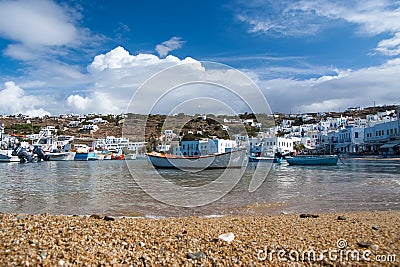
[173, 139, 237, 156]
[364, 119, 400, 154]
[261, 137, 294, 155]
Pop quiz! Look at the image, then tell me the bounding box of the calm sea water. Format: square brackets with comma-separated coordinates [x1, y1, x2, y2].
[0, 159, 399, 217]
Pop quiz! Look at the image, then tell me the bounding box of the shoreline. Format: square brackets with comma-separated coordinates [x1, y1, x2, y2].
[1, 210, 399, 266]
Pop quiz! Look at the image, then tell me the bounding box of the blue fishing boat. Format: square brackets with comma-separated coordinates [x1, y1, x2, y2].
[74, 152, 88, 161]
[286, 155, 338, 165]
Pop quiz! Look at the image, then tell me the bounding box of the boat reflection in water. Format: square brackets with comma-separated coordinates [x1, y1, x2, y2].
[286, 155, 339, 165]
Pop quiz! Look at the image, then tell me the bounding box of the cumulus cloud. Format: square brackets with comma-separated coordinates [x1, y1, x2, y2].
[155, 37, 185, 57]
[67, 46, 273, 115]
[261, 58, 400, 113]
[87, 46, 197, 73]
[67, 92, 120, 114]
[0, 81, 50, 116]
[66, 46, 203, 114]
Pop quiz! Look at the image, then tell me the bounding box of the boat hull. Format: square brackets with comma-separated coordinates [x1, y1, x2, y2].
[111, 154, 125, 160]
[87, 152, 98, 160]
[0, 150, 20, 162]
[286, 155, 338, 165]
[47, 152, 76, 161]
[74, 153, 89, 161]
[147, 149, 246, 169]
[249, 156, 283, 163]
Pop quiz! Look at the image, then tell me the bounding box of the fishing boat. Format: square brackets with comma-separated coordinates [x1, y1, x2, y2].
[0, 150, 20, 162]
[248, 155, 283, 163]
[73, 144, 90, 161]
[46, 151, 76, 161]
[249, 151, 285, 163]
[286, 155, 339, 165]
[87, 152, 98, 160]
[147, 149, 246, 169]
[111, 153, 125, 160]
[248, 155, 274, 162]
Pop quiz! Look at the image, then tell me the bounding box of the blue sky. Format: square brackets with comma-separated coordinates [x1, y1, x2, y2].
[0, 0, 399, 116]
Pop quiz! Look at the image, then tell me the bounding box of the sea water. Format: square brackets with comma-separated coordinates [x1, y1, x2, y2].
[0, 159, 399, 217]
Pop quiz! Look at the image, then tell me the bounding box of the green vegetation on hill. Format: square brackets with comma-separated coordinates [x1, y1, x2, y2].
[5, 124, 39, 135]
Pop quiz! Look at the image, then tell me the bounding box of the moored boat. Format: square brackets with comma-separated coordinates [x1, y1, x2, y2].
[111, 153, 125, 160]
[147, 149, 246, 169]
[248, 155, 275, 162]
[248, 155, 283, 163]
[286, 155, 339, 165]
[46, 151, 76, 161]
[0, 150, 20, 162]
[74, 153, 89, 161]
[87, 152, 98, 160]
[72, 144, 90, 161]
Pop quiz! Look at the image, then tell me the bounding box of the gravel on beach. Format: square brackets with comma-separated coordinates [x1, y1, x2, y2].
[1, 211, 399, 266]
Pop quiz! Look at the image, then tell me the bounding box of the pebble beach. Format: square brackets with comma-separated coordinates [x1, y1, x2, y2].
[1, 211, 399, 266]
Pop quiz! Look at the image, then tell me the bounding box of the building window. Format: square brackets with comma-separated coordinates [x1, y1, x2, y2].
[355, 132, 359, 138]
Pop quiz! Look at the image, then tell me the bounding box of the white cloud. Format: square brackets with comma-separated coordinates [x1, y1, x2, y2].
[0, 0, 102, 62]
[0, 81, 50, 116]
[67, 92, 119, 114]
[67, 46, 203, 114]
[0, 0, 77, 46]
[261, 58, 400, 113]
[237, 0, 400, 37]
[293, 0, 400, 35]
[67, 46, 273, 115]
[376, 32, 400, 56]
[155, 37, 185, 57]
[87, 46, 197, 73]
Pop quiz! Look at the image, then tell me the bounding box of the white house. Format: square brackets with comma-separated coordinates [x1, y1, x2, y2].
[90, 117, 108, 124]
[82, 124, 99, 132]
[68, 121, 80, 128]
[157, 144, 171, 152]
[262, 137, 294, 155]
[364, 120, 400, 154]
[174, 139, 237, 156]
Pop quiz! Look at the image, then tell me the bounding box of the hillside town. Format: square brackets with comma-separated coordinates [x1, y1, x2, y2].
[0, 105, 399, 161]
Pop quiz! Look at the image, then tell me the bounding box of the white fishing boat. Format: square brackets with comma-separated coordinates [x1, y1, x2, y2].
[147, 149, 246, 169]
[0, 150, 20, 162]
[46, 151, 76, 161]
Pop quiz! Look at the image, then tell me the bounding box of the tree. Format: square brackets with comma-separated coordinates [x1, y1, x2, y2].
[293, 142, 306, 152]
